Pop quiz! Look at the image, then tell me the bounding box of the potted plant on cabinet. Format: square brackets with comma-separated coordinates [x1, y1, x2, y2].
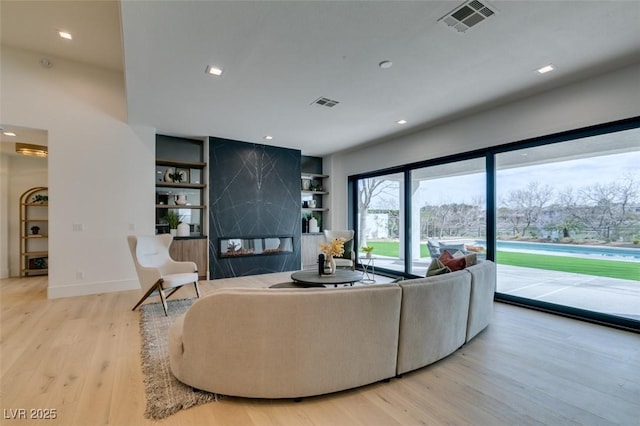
[165, 211, 180, 236]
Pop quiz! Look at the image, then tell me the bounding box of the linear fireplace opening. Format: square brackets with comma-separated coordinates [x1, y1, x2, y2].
[219, 236, 294, 258]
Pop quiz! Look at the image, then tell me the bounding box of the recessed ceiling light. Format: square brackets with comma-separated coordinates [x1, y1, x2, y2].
[264, 136, 273, 140]
[3, 131, 17, 137]
[379, 60, 393, 69]
[205, 65, 223, 76]
[397, 119, 408, 125]
[537, 64, 555, 74]
[58, 30, 72, 40]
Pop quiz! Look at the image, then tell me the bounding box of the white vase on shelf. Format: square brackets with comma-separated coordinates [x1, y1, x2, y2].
[177, 222, 190, 237]
[169, 229, 177, 237]
[308, 217, 319, 233]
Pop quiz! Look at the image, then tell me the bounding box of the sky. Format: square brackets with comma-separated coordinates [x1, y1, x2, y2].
[372, 150, 639, 209]
[496, 151, 639, 201]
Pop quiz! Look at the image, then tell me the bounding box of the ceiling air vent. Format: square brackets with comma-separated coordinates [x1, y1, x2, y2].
[311, 97, 340, 108]
[439, 0, 497, 33]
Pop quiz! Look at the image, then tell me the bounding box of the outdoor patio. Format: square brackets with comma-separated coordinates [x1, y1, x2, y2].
[365, 257, 640, 322]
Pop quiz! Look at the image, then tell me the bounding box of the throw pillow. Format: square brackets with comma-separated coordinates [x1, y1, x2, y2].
[443, 256, 466, 272]
[427, 259, 450, 276]
[340, 239, 353, 259]
[464, 252, 478, 267]
[438, 250, 454, 264]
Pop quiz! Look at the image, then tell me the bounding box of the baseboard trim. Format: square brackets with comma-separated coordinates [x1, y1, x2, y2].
[48, 279, 140, 299]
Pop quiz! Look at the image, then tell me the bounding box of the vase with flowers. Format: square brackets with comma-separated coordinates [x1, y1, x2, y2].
[319, 237, 345, 275]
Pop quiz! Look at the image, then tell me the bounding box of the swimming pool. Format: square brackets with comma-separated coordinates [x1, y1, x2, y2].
[474, 240, 640, 262]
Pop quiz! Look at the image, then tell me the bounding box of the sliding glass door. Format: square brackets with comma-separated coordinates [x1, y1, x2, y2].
[495, 127, 640, 321]
[357, 173, 404, 273]
[350, 118, 639, 329]
[410, 159, 486, 275]
[353, 158, 486, 276]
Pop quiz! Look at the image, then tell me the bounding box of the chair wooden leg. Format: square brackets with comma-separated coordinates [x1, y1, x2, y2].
[166, 287, 182, 298]
[165, 280, 200, 301]
[158, 285, 169, 316]
[132, 280, 162, 312]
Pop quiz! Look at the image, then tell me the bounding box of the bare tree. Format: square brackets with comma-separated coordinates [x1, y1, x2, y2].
[434, 203, 454, 239]
[501, 181, 554, 237]
[560, 173, 638, 240]
[358, 178, 396, 247]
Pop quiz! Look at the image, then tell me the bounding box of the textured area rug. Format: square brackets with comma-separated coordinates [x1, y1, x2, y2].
[139, 298, 220, 420]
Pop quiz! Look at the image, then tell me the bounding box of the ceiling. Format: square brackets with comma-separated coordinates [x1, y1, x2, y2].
[2, 1, 640, 156]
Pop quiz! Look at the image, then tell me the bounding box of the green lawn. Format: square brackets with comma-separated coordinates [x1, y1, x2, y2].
[497, 251, 639, 281]
[365, 241, 418, 257]
[364, 241, 639, 281]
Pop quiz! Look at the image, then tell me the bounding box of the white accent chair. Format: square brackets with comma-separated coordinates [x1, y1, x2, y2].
[128, 234, 200, 316]
[323, 230, 356, 270]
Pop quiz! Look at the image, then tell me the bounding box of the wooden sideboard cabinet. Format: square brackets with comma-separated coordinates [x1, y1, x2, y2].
[170, 237, 208, 279]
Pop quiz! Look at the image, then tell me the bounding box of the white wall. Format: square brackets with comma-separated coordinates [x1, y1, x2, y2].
[325, 62, 640, 230]
[1, 46, 156, 297]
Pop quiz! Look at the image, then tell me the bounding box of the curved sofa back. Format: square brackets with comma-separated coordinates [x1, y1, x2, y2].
[169, 261, 496, 399]
[465, 260, 497, 342]
[169, 284, 402, 398]
[396, 260, 496, 375]
[396, 269, 472, 375]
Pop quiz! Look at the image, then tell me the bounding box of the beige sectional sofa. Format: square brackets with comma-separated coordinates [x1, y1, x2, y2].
[168, 260, 496, 399]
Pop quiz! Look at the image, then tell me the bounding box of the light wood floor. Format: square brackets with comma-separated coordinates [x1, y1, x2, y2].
[1, 273, 639, 426]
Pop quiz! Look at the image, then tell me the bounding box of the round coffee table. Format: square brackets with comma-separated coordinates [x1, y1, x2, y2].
[291, 269, 363, 287]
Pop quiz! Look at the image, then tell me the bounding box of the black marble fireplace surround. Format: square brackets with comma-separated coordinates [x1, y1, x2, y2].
[209, 137, 301, 278]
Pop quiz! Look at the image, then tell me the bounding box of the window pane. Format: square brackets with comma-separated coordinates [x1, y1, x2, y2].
[357, 173, 404, 273]
[495, 127, 640, 321]
[411, 159, 486, 275]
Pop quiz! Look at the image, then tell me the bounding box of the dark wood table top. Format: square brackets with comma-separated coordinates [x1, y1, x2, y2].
[290, 269, 363, 286]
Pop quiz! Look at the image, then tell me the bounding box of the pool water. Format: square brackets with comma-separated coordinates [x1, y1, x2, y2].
[475, 240, 640, 262]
